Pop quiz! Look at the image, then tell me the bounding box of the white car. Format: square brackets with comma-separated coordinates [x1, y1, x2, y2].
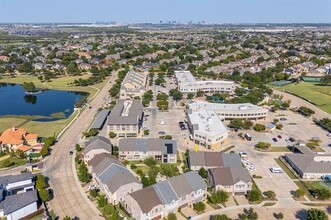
[159, 121, 166, 125]
[248, 167, 256, 172]
[241, 158, 249, 162]
[88, 184, 97, 190]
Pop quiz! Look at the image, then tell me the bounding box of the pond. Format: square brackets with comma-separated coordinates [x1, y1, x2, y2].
[0, 83, 88, 122]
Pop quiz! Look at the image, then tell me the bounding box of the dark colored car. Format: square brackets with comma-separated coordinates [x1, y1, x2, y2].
[289, 137, 295, 142]
[277, 135, 282, 139]
[158, 131, 166, 135]
[272, 138, 278, 142]
[280, 117, 287, 121]
[69, 151, 74, 155]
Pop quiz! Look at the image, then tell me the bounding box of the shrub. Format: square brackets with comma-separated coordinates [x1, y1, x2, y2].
[208, 190, 229, 204]
[167, 213, 177, 220]
[103, 203, 115, 216]
[295, 189, 305, 198]
[97, 195, 107, 208]
[143, 157, 157, 166]
[307, 208, 328, 220]
[109, 132, 116, 138]
[193, 202, 205, 213]
[253, 124, 266, 131]
[247, 189, 262, 202]
[265, 190, 276, 199]
[198, 167, 207, 179]
[130, 164, 137, 169]
[89, 189, 98, 198]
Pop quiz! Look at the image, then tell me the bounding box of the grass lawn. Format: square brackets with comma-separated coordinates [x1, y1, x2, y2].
[274, 158, 297, 179]
[0, 157, 27, 169]
[254, 146, 292, 152]
[21, 110, 79, 137]
[275, 82, 331, 114]
[0, 117, 26, 133]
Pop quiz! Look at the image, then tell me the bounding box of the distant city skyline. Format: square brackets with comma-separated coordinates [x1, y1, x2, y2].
[0, 0, 331, 24]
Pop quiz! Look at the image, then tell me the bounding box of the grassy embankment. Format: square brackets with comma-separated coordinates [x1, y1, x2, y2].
[274, 82, 331, 114]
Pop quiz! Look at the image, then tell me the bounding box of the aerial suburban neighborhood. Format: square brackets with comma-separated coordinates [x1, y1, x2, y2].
[0, 1, 331, 220]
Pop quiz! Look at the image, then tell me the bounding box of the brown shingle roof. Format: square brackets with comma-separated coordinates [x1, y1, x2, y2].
[209, 167, 252, 186]
[129, 186, 162, 213]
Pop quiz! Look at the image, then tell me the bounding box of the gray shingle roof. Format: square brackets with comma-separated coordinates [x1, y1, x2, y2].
[0, 172, 33, 185]
[84, 136, 112, 154]
[119, 138, 177, 154]
[284, 154, 331, 174]
[90, 109, 110, 129]
[209, 167, 252, 186]
[90, 154, 124, 176]
[153, 180, 178, 204]
[107, 100, 143, 125]
[1, 190, 38, 215]
[99, 164, 140, 193]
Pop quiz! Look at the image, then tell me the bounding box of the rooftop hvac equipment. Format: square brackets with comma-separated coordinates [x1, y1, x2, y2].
[121, 100, 132, 116]
[239, 105, 248, 110]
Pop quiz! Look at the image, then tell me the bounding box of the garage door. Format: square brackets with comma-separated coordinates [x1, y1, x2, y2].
[151, 215, 162, 220]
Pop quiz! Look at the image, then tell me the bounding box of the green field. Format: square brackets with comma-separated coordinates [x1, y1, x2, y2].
[275, 82, 331, 114]
[0, 75, 110, 137]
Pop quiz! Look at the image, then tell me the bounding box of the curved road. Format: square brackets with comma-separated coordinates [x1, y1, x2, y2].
[44, 75, 116, 219]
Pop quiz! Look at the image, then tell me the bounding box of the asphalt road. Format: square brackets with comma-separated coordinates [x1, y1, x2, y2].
[44, 74, 117, 220]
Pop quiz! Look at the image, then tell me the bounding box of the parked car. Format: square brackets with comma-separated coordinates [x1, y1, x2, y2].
[272, 138, 278, 142]
[158, 131, 166, 135]
[239, 152, 248, 158]
[69, 151, 73, 155]
[88, 184, 97, 190]
[289, 137, 296, 142]
[285, 139, 290, 143]
[159, 121, 166, 125]
[277, 135, 282, 139]
[280, 117, 287, 121]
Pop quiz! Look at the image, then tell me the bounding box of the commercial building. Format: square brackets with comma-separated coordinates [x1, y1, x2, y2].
[188, 151, 242, 171]
[175, 70, 234, 93]
[120, 70, 147, 98]
[119, 138, 177, 163]
[284, 145, 331, 180]
[107, 100, 144, 137]
[188, 101, 268, 120]
[124, 171, 207, 220]
[187, 101, 268, 149]
[208, 167, 252, 195]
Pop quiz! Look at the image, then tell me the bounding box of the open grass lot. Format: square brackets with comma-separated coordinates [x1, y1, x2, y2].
[254, 146, 292, 152]
[0, 117, 26, 132]
[275, 82, 331, 114]
[0, 157, 27, 169]
[20, 110, 79, 138]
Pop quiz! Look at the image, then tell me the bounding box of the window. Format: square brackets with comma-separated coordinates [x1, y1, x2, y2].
[117, 125, 120, 130]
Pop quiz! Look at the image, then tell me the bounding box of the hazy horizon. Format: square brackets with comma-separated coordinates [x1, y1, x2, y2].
[0, 0, 331, 24]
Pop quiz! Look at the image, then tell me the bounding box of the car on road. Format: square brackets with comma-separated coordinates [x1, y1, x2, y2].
[277, 135, 282, 139]
[88, 184, 97, 190]
[280, 117, 287, 121]
[89, 106, 92, 109]
[159, 121, 166, 125]
[158, 131, 166, 135]
[69, 151, 73, 155]
[272, 137, 278, 142]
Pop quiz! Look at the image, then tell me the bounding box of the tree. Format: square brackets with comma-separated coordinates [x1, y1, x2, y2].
[109, 132, 116, 138]
[193, 202, 206, 213]
[39, 188, 50, 202]
[211, 214, 231, 220]
[314, 188, 331, 200]
[295, 189, 305, 198]
[243, 120, 253, 129]
[208, 190, 229, 204]
[103, 203, 115, 215]
[78, 162, 91, 183]
[169, 89, 183, 101]
[75, 144, 82, 152]
[97, 195, 107, 208]
[320, 74, 331, 86]
[22, 82, 37, 92]
[160, 164, 179, 177]
[40, 145, 50, 157]
[265, 190, 276, 200]
[63, 216, 71, 220]
[198, 167, 207, 179]
[274, 212, 284, 220]
[298, 106, 315, 117]
[89, 189, 98, 198]
[255, 142, 271, 150]
[247, 189, 261, 202]
[253, 124, 266, 131]
[143, 157, 157, 166]
[238, 208, 258, 220]
[36, 175, 47, 190]
[167, 213, 177, 220]
[307, 208, 328, 220]
[187, 93, 195, 99]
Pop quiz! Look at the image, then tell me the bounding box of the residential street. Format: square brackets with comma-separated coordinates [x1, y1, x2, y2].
[43, 74, 117, 220]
